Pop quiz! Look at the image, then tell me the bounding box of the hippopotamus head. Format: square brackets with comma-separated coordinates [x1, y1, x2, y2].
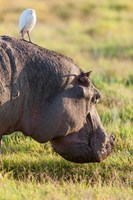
[0, 36, 114, 163]
[50, 72, 114, 163]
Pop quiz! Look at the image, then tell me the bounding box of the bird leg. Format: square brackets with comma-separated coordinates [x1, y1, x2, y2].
[27, 31, 32, 43]
[20, 30, 24, 40]
[20, 31, 26, 42]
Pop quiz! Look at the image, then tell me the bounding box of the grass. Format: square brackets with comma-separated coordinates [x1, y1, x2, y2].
[0, 0, 133, 199]
[0, 177, 132, 200]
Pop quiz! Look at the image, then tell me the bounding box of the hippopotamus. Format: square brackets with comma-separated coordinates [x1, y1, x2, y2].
[0, 36, 114, 163]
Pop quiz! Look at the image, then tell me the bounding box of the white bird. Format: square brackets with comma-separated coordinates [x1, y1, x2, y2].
[19, 9, 36, 43]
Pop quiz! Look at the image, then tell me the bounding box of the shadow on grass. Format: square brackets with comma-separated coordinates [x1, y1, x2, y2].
[0, 132, 132, 186]
[0, 153, 132, 187]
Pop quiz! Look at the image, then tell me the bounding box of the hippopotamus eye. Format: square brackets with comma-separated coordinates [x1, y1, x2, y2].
[91, 90, 101, 104]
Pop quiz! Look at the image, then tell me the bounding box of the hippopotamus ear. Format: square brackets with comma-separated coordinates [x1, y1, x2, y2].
[77, 71, 92, 86]
[84, 71, 92, 77]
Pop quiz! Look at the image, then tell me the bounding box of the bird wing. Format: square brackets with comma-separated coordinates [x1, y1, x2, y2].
[19, 10, 33, 33]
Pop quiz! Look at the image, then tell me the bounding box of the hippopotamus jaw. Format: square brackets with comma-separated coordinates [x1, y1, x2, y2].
[51, 110, 115, 164]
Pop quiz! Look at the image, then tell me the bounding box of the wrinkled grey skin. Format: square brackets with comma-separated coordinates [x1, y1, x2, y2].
[0, 36, 114, 163]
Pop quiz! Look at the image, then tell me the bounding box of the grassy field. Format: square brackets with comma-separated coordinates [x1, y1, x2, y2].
[0, 0, 133, 199]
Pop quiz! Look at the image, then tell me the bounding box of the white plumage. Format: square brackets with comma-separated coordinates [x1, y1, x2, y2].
[19, 9, 36, 42]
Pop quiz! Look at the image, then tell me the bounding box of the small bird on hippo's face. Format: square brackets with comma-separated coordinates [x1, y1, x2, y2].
[19, 8, 36, 43]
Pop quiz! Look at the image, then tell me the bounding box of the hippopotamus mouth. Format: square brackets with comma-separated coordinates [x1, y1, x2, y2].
[51, 108, 115, 164]
[86, 112, 115, 162]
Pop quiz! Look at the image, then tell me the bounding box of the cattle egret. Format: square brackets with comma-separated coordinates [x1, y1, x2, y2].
[19, 9, 36, 42]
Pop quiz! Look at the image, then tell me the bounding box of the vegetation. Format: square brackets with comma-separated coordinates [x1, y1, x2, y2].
[0, 0, 133, 199]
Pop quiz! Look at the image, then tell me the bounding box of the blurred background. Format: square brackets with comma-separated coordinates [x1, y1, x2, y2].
[0, 0, 133, 199]
[0, 0, 133, 68]
[0, 0, 133, 76]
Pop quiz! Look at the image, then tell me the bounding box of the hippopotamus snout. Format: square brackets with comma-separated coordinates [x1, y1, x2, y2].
[51, 113, 115, 164]
[92, 134, 115, 162]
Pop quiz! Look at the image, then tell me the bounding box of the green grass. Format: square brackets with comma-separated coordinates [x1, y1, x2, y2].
[0, 0, 133, 199]
[0, 176, 132, 200]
